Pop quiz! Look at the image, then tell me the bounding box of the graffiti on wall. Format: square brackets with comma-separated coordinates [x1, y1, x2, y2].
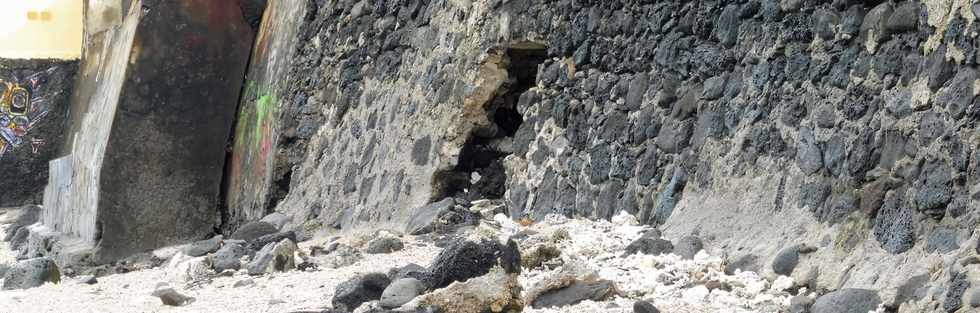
[0, 67, 59, 158]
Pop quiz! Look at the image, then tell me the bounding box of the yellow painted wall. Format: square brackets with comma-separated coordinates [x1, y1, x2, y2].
[0, 0, 83, 60]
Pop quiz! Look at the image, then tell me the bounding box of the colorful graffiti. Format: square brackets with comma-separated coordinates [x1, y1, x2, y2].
[0, 67, 57, 158]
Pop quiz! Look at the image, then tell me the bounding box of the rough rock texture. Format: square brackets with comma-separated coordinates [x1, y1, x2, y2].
[411, 268, 523, 313]
[41, 0, 256, 263]
[219, 1, 980, 305]
[332, 272, 391, 312]
[811, 289, 881, 313]
[1, 257, 60, 290]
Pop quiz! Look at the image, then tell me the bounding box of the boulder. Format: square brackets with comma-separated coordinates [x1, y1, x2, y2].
[674, 236, 704, 260]
[366, 237, 405, 254]
[183, 235, 223, 257]
[247, 239, 298, 275]
[426, 239, 519, 290]
[531, 280, 618, 308]
[1, 257, 60, 290]
[412, 268, 523, 313]
[213, 241, 249, 272]
[811, 289, 881, 313]
[380, 278, 425, 309]
[323, 244, 364, 269]
[166, 252, 212, 282]
[230, 221, 278, 241]
[633, 300, 660, 313]
[332, 273, 391, 312]
[624, 236, 673, 256]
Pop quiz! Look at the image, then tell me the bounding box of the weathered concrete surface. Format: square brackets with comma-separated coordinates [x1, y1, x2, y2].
[0, 59, 77, 207]
[224, 0, 304, 233]
[43, 0, 254, 263]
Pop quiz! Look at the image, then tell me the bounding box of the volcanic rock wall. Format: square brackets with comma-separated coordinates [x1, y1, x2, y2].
[0, 60, 76, 207]
[231, 0, 980, 308]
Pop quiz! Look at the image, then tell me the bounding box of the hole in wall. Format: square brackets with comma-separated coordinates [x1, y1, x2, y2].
[431, 44, 548, 202]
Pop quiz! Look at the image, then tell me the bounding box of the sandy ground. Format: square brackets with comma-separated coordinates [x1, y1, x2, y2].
[0, 210, 805, 313]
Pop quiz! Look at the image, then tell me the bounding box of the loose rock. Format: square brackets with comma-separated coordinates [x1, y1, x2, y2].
[531, 280, 618, 308]
[230, 221, 278, 241]
[247, 239, 298, 275]
[366, 237, 405, 254]
[633, 300, 660, 313]
[332, 273, 391, 312]
[183, 235, 223, 257]
[213, 241, 249, 272]
[1, 257, 60, 290]
[811, 289, 881, 313]
[380, 278, 425, 309]
[674, 236, 704, 260]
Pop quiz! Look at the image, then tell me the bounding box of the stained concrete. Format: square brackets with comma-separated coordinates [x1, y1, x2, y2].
[42, 0, 254, 263]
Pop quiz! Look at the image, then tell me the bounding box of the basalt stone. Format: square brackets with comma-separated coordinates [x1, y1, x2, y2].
[797, 128, 823, 174]
[674, 236, 704, 260]
[873, 190, 915, 254]
[380, 278, 425, 309]
[230, 221, 279, 241]
[213, 241, 249, 272]
[656, 119, 694, 154]
[886, 2, 919, 34]
[633, 300, 661, 313]
[248, 231, 298, 251]
[916, 161, 953, 219]
[425, 239, 513, 290]
[927, 47, 955, 91]
[919, 112, 946, 145]
[716, 5, 740, 47]
[1, 257, 60, 290]
[772, 246, 801, 276]
[366, 237, 405, 254]
[332, 273, 392, 312]
[531, 280, 618, 308]
[651, 167, 688, 226]
[926, 228, 960, 254]
[152, 287, 195, 306]
[936, 68, 978, 116]
[183, 235, 223, 257]
[625, 73, 649, 111]
[812, 9, 840, 41]
[624, 237, 673, 256]
[799, 178, 832, 211]
[945, 272, 970, 313]
[811, 289, 881, 313]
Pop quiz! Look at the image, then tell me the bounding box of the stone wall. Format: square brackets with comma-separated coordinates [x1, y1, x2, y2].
[234, 0, 980, 304]
[0, 59, 76, 207]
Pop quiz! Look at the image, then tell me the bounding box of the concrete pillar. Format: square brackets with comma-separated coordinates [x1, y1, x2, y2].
[43, 0, 254, 263]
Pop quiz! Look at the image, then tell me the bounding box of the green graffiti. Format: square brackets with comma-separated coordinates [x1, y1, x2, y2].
[254, 93, 276, 148]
